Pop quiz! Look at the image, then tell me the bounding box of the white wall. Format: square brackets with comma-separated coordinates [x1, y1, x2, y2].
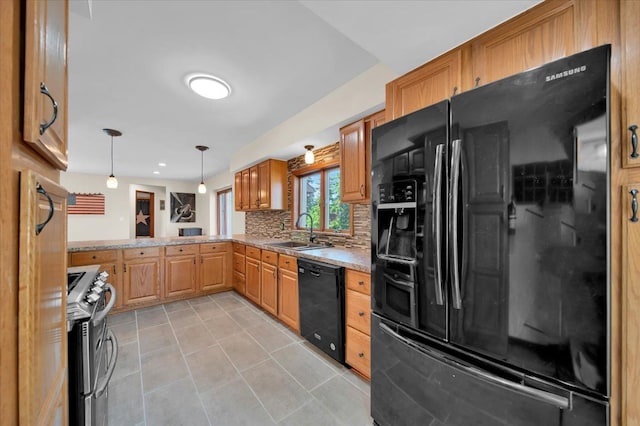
[61, 172, 212, 241]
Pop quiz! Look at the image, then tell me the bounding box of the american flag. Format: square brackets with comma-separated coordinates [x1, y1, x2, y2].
[68, 193, 105, 215]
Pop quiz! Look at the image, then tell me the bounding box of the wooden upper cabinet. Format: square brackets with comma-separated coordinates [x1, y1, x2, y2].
[234, 172, 242, 211]
[621, 0, 640, 168]
[18, 171, 68, 426]
[385, 48, 462, 120]
[470, 0, 596, 88]
[235, 159, 287, 211]
[249, 165, 259, 210]
[340, 119, 366, 202]
[23, 0, 68, 171]
[341, 110, 385, 203]
[241, 169, 250, 210]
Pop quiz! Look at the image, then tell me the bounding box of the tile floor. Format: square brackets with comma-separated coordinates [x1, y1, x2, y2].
[107, 291, 372, 426]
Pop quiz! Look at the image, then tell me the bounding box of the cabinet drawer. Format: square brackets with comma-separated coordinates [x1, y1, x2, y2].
[246, 246, 261, 260]
[123, 246, 161, 260]
[261, 249, 278, 266]
[70, 249, 117, 265]
[346, 289, 371, 335]
[200, 242, 228, 254]
[346, 326, 371, 378]
[233, 252, 245, 274]
[346, 269, 371, 295]
[165, 244, 198, 257]
[278, 254, 297, 273]
[233, 243, 245, 254]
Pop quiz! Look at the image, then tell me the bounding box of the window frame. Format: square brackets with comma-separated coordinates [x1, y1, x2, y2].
[216, 188, 232, 235]
[291, 159, 353, 235]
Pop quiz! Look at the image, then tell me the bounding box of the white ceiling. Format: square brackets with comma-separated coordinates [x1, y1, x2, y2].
[67, 0, 540, 182]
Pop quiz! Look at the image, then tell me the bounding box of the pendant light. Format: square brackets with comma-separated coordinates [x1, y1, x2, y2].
[103, 128, 122, 189]
[304, 145, 315, 164]
[196, 145, 209, 194]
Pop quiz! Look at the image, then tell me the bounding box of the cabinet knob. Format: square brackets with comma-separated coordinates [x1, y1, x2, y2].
[358, 280, 364, 286]
[358, 352, 365, 358]
[140, 251, 144, 255]
[358, 311, 365, 317]
[285, 260, 290, 264]
[179, 248, 183, 252]
[92, 255, 97, 259]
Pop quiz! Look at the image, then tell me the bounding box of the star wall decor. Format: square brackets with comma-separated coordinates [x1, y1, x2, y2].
[136, 210, 150, 225]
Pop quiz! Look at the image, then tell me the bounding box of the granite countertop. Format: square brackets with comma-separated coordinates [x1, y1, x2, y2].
[67, 234, 371, 273]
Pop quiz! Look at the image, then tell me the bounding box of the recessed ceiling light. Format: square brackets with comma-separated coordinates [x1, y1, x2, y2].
[186, 73, 231, 100]
[153, 171, 160, 175]
[158, 162, 166, 167]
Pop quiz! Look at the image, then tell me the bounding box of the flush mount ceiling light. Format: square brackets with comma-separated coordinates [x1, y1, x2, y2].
[103, 128, 122, 189]
[196, 145, 210, 194]
[186, 73, 231, 100]
[304, 145, 315, 164]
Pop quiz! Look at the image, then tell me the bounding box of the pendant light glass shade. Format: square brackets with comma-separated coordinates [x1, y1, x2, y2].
[103, 129, 122, 189]
[196, 145, 210, 194]
[304, 145, 315, 164]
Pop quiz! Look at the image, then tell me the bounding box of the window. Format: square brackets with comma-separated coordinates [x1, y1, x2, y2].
[294, 164, 351, 233]
[217, 188, 232, 235]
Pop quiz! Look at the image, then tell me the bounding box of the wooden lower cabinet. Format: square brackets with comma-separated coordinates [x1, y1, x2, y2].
[278, 254, 299, 331]
[198, 242, 230, 294]
[232, 243, 246, 295]
[123, 248, 162, 306]
[69, 249, 123, 309]
[245, 256, 261, 305]
[165, 255, 197, 299]
[345, 269, 372, 379]
[232, 270, 246, 295]
[261, 262, 278, 316]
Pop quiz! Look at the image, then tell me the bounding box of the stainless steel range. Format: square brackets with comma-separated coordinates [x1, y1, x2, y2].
[67, 265, 118, 426]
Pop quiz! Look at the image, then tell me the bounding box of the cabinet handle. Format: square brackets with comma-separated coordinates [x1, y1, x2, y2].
[630, 125, 638, 159]
[452, 86, 458, 96]
[358, 352, 365, 358]
[39, 82, 58, 135]
[273, 270, 276, 279]
[194, 259, 196, 265]
[359, 184, 365, 196]
[358, 311, 365, 317]
[124, 263, 127, 272]
[475, 77, 481, 88]
[113, 265, 116, 275]
[285, 260, 290, 264]
[35, 183, 54, 235]
[630, 189, 639, 223]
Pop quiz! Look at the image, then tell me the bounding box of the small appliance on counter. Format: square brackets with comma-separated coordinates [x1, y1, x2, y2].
[67, 265, 118, 426]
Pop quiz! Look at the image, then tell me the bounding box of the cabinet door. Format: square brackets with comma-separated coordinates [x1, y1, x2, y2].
[278, 269, 299, 332]
[249, 165, 259, 210]
[200, 252, 228, 293]
[232, 271, 246, 295]
[234, 172, 242, 211]
[470, 0, 579, 88]
[23, 0, 68, 171]
[621, 0, 640, 168]
[18, 171, 68, 425]
[340, 119, 367, 202]
[245, 257, 261, 305]
[258, 160, 271, 209]
[241, 169, 250, 211]
[622, 183, 640, 423]
[385, 48, 461, 120]
[261, 262, 278, 316]
[124, 258, 161, 305]
[165, 255, 197, 298]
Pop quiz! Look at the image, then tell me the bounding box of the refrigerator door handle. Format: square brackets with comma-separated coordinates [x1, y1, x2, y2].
[432, 144, 445, 305]
[378, 322, 571, 410]
[449, 138, 463, 309]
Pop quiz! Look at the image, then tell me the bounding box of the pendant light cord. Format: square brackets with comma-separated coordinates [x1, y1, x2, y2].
[110, 136, 114, 176]
[201, 149, 204, 183]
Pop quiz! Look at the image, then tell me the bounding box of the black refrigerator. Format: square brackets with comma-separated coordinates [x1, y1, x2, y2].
[370, 44, 610, 426]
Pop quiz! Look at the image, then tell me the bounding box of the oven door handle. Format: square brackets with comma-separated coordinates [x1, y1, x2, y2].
[93, 283, 116, 324]
[94, 329, 118, 398]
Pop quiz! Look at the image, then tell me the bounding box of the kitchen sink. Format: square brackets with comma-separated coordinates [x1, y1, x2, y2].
[267, 241, 324, 251]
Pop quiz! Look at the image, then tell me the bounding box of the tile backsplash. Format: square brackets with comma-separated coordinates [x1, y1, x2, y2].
[245, 143, 370, 250]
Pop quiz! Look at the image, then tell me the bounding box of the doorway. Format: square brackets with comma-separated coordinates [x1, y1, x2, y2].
[135, 190, 154, 238]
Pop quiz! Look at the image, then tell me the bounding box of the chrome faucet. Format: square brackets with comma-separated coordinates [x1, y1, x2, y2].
[296, 212, 316, 243]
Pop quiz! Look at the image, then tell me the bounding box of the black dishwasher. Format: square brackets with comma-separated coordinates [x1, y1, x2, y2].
[298, 258, 345, 364]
